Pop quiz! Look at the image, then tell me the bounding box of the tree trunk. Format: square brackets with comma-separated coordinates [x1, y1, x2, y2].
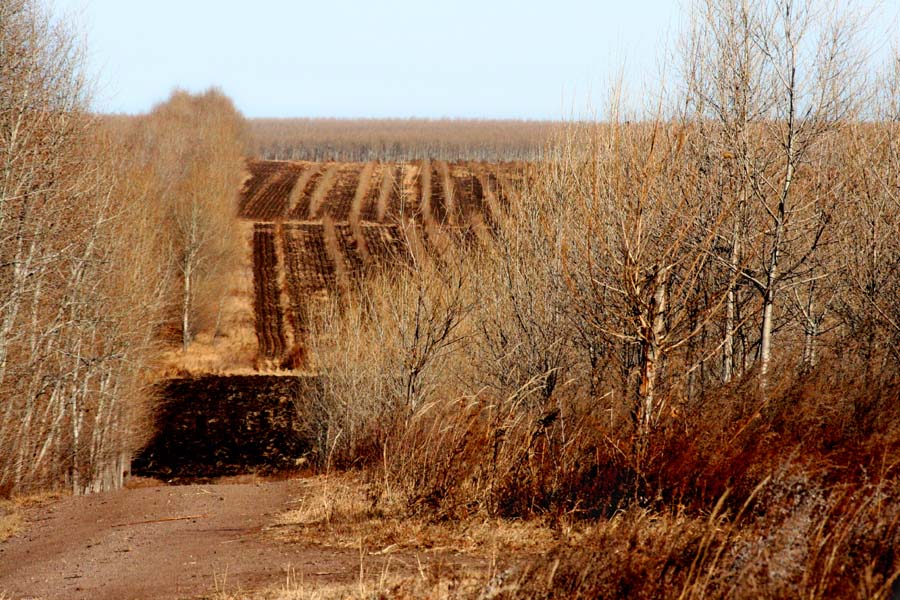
[760, 131, 794, 383]
[182, 257, 192, 352]
[637, 272, 667, 435]
[802, 321, 817, 368]
[760, 285, 776, 380]
[724, 219, 740, 382]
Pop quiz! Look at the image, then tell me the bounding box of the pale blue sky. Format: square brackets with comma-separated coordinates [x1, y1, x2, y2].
[52, 0, 897, 119]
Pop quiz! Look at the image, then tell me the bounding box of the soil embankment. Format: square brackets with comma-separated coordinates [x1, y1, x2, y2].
[134, 375, 320, 480]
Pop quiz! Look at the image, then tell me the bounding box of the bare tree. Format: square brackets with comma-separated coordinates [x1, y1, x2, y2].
[127, 90, 247, 350]
[683, 0, 866, 382]
[0, 0, 174, 494]
[837, 53, 900, 372]
[0, 1, 250, 495]
[469, 162, 574, 407]
[561, 115, 736, 446]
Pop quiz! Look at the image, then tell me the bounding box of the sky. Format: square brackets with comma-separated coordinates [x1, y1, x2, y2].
[52, 0, 898, 120]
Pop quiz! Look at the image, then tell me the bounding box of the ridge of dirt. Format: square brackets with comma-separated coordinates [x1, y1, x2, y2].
[0, 480, 372, 600]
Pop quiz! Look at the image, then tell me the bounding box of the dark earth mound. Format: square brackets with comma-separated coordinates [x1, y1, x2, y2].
[134, 375, 321, 479]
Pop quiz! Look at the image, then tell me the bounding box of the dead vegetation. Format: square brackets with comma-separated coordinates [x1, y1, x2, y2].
[0, 491, 61, 543]
[292, 1, 900, 597]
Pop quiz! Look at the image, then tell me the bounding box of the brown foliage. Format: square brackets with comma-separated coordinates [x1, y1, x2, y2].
[110, 88, 248, 350]
[0, 1, 249, 495]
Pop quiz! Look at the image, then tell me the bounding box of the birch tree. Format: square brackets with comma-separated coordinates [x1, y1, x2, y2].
[838, 54, 900, 372]
[683, 0, 865, 382]
[535, 96, 739, 452]
[129, 90, 246, 350]
[0, 0, 177, 495]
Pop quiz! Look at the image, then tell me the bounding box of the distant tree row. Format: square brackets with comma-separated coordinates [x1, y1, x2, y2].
[249, 118, 562, 162]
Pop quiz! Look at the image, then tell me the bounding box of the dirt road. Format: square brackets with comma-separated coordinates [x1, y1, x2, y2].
[0, 479, 362, 599]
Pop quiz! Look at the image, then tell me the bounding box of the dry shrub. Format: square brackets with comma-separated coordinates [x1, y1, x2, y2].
[226, 567, 494, 600]
[371, 357, 900, 525]
[500, 510, 709, 599]
[271, 472, 557, 558]
[306, 246, 473, 470]
[381, 395, 589, 519]
[302, 123, 900, 600]
[307, 236, 616, 519]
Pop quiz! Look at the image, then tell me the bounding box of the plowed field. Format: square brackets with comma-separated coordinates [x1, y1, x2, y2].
[252, 224, 286, 360]
[239, 159, 525, 370]
[239, 159, 522, 225]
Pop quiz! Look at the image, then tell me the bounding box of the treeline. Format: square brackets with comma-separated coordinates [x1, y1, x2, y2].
[307, 1, 900, 596]
[249, 118, 560, 162]
[0, 0, 245, 495]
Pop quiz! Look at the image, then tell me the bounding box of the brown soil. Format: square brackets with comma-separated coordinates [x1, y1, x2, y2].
[252, 224, 287, 361]
[377, 165, 404, 222]
[334, 224, 366, 285]
[252, 165, 304, 220]
[282, 224, 337, 295]
[133, 375, 319, 480]
[320, 164, 361, 221]
[241, 159, 522, 226]
[239, 160, 282, 217]
[0, 479, 368, 600]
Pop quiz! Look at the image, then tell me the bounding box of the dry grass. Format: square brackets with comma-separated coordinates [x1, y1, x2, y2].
[221, 467, 900, 599]
[252, 471, 900, 599]
[0, 501, 23, 542]
[207, 472, 557, 600]
[498, 484, 900, 599]
[213, 569, 493, 600]
[0, 491, 63, 542]
[268, 473, 559, 558]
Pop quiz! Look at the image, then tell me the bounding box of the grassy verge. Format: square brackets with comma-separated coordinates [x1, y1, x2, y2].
[0, 500, 23, 543]
[0, 492, 63, 543]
